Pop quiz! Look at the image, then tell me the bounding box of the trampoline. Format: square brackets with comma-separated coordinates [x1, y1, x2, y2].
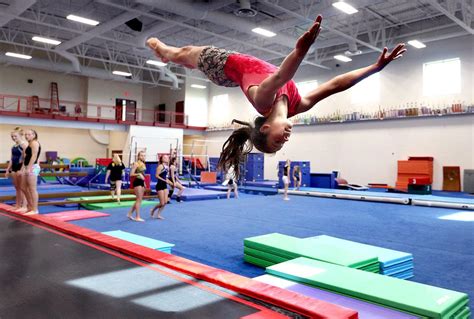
[0, 212, 291, 318]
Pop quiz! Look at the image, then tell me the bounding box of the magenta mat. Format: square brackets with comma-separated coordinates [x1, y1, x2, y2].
[44, 210, 110, 221]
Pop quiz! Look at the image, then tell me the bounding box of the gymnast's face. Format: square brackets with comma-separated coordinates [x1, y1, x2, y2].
[25, 130, 36, 142]
[260, 118, 293, 152]
[11, 132, 20, 143]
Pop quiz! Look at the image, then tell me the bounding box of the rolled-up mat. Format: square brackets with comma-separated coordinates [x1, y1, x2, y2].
[254, 274, 420, 319]
[244, 233, 379, 271]
[266, 257, 470, 319]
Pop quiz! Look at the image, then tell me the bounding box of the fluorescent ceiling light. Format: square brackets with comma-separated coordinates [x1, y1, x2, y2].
[66, 14, 99, 26]
[251, 27, 276, 37]
[408, 40, 426, 49]
[334, 55, 352, 62]
[32, 36, 61, 45]
[5, 52, 32, 60]
[332, 1, 358, 14]
[191, 84, 207, 89]
[146, 60, 167, 67]
[113, 71, 132, 77]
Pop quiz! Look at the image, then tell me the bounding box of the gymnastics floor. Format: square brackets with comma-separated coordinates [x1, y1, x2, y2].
[65, 193, 474, 308]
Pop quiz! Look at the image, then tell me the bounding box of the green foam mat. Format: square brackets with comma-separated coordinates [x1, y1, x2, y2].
[305, 235, 413, 269]
[83, 200, 156, 210]
[244, 247, 289, 265]
[244, 254, 274, 268]
[266, 257, 469, 319]
[244, 233, 378, 269]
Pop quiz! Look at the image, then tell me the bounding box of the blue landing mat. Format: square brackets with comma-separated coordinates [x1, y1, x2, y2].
[240, 186, 278, 195]
[103, 230, 174, 253]
[0, 184, 83, 195]
[244, 180, 278, 188]
[172, 187, 232, 201]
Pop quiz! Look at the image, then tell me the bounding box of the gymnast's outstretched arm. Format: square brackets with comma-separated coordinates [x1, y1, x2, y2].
[296, 43, 407, 114]
[250, 16, 322, 109]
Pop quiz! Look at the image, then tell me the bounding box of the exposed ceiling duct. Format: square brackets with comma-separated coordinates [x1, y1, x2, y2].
[136, 0, 298, 49]
[234, 0, 257, 18]
[0, 0, 36, 27]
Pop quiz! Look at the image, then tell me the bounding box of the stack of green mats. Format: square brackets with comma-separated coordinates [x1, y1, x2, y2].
[66, 195, 157, 210]
[244, 233, 379, 272]
[267, 257, 470, 319]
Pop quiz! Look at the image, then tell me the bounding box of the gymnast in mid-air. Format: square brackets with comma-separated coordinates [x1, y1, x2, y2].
[147, 15, 406, 178]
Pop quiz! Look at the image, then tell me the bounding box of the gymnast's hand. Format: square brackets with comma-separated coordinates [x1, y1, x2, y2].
[375, 43, 407, 71]
[295, 15, 322, 56]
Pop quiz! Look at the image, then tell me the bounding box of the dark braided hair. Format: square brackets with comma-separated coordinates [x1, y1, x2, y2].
[218, 117, 270, 179]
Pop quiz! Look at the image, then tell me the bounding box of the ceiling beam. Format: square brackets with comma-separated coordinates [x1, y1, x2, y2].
[424, 0, 474, 34]
[97, 0, 331, 70]
[0, 0, 36, 27]
[261, 0, 384, 52]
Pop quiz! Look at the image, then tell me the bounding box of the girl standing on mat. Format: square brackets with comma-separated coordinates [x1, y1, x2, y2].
[105, 154, 125, 203]
[168, 157, 185, 203]
[222, 165, 238, 199]
[147, 15, 406, 179]
[127, 151, 146, 222]
[5, 127, 28, 212]
[282, 159, 291, 201]
[150, 154, 173, 219]
[21, 129, 41, 215]
[293, 165, 302, 191]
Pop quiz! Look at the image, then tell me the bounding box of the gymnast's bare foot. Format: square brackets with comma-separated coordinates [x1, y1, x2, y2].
[146, 38, 170, 63]
[156, 215, 164, 220]
[24, 210, 38, 215]
[135, 217, 145, 222]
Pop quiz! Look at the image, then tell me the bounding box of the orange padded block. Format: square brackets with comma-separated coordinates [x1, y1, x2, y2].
[200, 171, 217, 184]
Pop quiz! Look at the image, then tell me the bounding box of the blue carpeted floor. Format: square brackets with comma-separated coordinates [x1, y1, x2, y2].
[66, 193, 474, 306]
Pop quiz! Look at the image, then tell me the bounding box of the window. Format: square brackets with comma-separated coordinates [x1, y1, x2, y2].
[423, 58, 461, 96]
[351, 73, 380, 105]
[296, 80, 318, 96]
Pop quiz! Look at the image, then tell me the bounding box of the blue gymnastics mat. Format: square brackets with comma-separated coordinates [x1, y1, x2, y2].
[244, 180, 278, 188]
[172, 187, 232, 201]
[103, 230, 174, 253]
[0, 184, 83, 195]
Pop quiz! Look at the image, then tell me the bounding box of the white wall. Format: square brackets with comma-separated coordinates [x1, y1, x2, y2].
[205, 36, 474, 190]
[0, 124, 108, 164]
[0, 64, 87, 102]
[185, 81, 209, 127]
[86, 78, 144, 119]
[205, 115, 474, 190]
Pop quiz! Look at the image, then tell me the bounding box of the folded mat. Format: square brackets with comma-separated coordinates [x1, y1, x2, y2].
[255, 274, 420, 319]
[245, 233, 379, 271]
[305, 235, 413, 271]
[267, 257, 469, 319]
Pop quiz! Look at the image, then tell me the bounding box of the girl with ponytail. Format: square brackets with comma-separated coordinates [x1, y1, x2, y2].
[147, 15, 406, 179]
